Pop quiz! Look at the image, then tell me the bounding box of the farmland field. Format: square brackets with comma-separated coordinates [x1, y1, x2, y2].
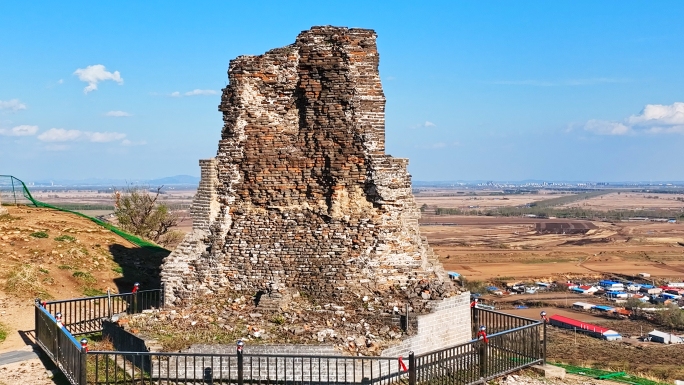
[416, 190, 684, 282]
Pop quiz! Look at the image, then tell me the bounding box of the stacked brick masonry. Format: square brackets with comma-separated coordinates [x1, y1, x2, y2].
[161, 158, 221, 300]
[381, 295, 472, 357]
[161, 26, 454, 307]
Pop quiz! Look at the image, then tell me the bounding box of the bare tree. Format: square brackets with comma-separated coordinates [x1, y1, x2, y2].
[113, 186, 181, 245]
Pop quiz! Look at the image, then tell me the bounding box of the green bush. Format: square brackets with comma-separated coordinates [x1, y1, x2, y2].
[55, 234, 76, 242]
[83, 287, 106, 297]
[0, 322, 8, 343]
[72, 271, 96, 284]
[30, 231, 49, 238]
[58, 265, 74, 270]
[462, 278, 488, 294]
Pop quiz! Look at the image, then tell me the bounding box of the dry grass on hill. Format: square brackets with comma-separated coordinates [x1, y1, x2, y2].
[0, 205, 168, 352]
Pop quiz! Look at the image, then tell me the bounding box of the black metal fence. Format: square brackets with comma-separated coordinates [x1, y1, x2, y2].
[35, 293, 545, 385]
[86, 351, 406, 385]
[472, 307, 540, 336]
[415, 323, 543, 385]
[35, 302, 86, 384]
[42, 289, 162, 335]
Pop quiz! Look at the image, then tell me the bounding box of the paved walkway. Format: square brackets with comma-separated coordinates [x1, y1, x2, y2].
[0, 347, 40, 366]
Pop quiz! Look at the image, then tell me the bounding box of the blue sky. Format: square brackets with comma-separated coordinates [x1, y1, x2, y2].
[1, 1, 683, 182]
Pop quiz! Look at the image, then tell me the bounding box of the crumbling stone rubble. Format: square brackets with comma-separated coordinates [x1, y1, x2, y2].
[161, 26, 460, 325]
[119, 292, 410, 355]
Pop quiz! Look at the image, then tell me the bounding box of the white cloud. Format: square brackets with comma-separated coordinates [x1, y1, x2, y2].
[412, 121, 437, 129]
[583, 102, 684, 136]
[584, 120, 632, 135]
[0, 125, 39, 136]
[0, 99, 27, 112]
[88, 132, 126, 142]
[73, 64, 123, 93]
[121, 139, 147, 146]
[643, 126, 684, 134]
[166, 89, 217, 97]
[627, 102, 684, 126]
[38, 128, 83, 142]
[37, 128, 126, 142]
[105, 110, 131, 117]
[184, 89, 217, 96]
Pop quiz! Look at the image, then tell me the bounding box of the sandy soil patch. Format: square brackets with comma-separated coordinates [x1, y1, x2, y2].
[415, 192, 571, 209]
[0, 358, 60, 385]
[562, 192, 684, 211]
[420, 215, 684, 281]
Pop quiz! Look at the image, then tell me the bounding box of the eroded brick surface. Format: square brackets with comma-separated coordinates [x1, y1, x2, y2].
[161, 26, 459, 314]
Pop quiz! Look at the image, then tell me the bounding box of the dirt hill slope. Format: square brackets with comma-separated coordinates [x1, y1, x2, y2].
[0, 206, 168, 352]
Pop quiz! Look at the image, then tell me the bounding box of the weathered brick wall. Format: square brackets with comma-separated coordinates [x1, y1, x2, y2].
[381, 294, 472, 357]
[191, 158, 220, 233]
[160, 158, 220, 297]
[161, 26, 459, 316]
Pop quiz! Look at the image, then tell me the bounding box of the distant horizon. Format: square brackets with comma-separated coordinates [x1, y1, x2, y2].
[12, 174, 684, 187]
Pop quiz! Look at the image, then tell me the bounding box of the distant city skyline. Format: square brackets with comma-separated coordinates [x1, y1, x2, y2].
[2, 1, 683, 182]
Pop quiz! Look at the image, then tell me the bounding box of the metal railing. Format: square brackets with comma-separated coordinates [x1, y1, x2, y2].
[415, 322, 543, 385]
[35, 293, 544, 385]
[86, 351, 406, 384]
[471, 307, 539, 336]
[35, 303, 86, 384]
[42, 289, 162, 335]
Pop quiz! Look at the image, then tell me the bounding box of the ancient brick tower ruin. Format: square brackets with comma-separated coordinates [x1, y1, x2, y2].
[161, 26, 459, 314]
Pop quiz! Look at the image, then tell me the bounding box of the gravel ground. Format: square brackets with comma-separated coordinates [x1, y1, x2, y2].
[0, 358, 64, 385]
[497, 372, 623, 385]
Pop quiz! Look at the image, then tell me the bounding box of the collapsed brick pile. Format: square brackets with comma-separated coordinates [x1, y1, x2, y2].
[160, 26, 460, 338]
[120, 289, 418, 355]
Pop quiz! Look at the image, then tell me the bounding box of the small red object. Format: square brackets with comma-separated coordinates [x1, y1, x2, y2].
[132, 283, 139, 293]
[398, 356, 408, 372]
[477, 326, 488, 343]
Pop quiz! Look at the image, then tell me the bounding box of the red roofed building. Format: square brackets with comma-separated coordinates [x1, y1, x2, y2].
[549, 315, 622, 340]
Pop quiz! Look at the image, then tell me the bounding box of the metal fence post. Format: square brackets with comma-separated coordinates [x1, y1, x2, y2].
[79, 346, 87, 385]
[543, 320, 547, 365]
[10, 177, 17, 205]
[34, 299, 40, 341]
[237, 340, 244, 385]
[107, 289, 112, 318]
[479, 341, 487, 379]
[408, 351, 416, 385]
[472, 307, 479, 338]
